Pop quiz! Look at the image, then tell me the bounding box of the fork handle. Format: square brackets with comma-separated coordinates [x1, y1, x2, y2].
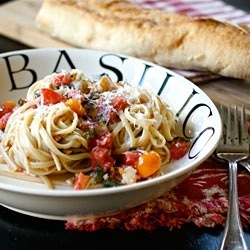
[220, 161, 248, 250]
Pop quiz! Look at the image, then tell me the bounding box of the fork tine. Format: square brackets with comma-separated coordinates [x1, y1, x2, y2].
[217, 105, 249, 155]
[218, 105, 231, 145]
[225, 105, 232, 145]
[231, 105, 239, 146]
[218, 105, 226, 145]
[240, 106, 248, 144]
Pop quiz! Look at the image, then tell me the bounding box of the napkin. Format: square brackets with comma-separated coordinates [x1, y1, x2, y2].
[65, 1, 250, 231]
[132, 0, 250, 83]
[65, 157, 250, 231]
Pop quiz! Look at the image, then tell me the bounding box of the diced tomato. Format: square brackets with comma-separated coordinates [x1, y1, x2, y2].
[73, 172, 90, 190]
[52, 73, 72, 87]
[91, 146, 115, 172]
[112, 95, 128, 111]
[41, 88, 66, 105]
[170, 138, 190, 160]
[88, 131, 112, 149]
[122, 150, 141, 167]
[0, 112, 12, 130]
[103, 96, 129, 122]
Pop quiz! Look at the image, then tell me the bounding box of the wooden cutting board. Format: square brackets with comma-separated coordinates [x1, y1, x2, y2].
[0, 0, 71, 48]
[1, 0, 250, 115]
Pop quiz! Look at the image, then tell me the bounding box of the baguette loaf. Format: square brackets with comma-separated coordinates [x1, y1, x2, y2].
[35, 0, 250, 79]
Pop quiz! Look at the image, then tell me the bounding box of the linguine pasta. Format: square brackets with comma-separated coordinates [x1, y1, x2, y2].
[0, 69, 182, 189]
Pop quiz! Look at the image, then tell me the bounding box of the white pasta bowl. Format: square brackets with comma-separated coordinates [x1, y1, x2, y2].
[0, 48, 222, 220]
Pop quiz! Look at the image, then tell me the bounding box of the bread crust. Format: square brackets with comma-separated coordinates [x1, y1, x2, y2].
[36, 0, 250, 79]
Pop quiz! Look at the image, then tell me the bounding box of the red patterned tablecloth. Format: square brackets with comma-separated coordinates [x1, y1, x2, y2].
[136, 0, 250, 25]
[66, 158, 250, 231]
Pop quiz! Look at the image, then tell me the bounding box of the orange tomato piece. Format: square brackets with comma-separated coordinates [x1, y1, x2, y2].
[73, 172, 90, 190]
[65, 99, 86, 117]
[136, 151, 161, 178]
[0, 100, 16, 118]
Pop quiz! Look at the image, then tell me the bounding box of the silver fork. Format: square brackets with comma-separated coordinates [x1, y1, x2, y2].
[215, 105, 249, 250]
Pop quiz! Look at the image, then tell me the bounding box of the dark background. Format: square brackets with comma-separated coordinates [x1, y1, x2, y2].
[224, 0, 250, 12]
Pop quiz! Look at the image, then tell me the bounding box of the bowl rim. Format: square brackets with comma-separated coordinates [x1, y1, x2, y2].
[0, 47, 222, 197]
